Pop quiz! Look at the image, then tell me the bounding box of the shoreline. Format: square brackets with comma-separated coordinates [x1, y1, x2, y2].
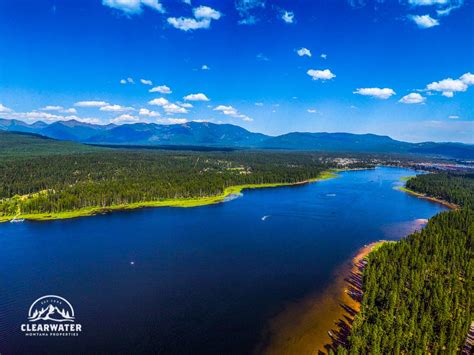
[321, 241, 389, 351]
[262, 179, 457, 354]
[396, 175, 458, 210]
[260, 241, 387, 355]
[397, 186, 459, 210]
[0, 170, 338, 223]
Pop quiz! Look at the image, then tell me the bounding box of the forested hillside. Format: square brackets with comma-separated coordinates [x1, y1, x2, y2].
[406, 172, 474, 208]
[347, 173, 474, 353]
[0, 130, 100, 158]
[0, 146, 342, 217]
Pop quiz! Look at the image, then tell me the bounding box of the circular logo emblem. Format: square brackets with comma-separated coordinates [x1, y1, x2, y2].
[28, 295, 75, 322]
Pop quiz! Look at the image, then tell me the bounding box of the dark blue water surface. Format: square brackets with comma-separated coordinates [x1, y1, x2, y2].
[0, 167, 446, 354]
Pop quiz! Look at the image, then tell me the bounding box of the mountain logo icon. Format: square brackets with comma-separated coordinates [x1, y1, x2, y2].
[21, 295, 82, 336]
[28, 295, 75, 323]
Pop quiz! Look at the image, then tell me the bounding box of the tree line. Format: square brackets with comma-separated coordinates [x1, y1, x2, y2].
[342, 172, 474, 354]
[0, 150, 340, 215]
[406, 172, 474, 208]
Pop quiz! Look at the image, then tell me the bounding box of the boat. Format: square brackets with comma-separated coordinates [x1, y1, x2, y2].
[261, 215, 270, 221]
[10, 218, 25, 223]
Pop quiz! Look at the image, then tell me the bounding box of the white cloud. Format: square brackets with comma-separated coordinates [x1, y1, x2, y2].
[307, 69, 336, 81]
[110, 114, 140, 124]
[307, 109, 317, 113]
[74, 101, 109, 107]
[214, 105, 235, 114]
[437, 3, 463, 16]
[214, 105, 252, 121]
[40, 105, 62, 111]
[120, 77, 135, 85]
[102, 0, 165, 15]
[194, 6, 221, 20]
[255, 102, 264, 106]
[281, 10, 295, 23]
[139, 108, 161, 117]
[149, 85, 172, 94]
[178, 102, 193, 108]
[460, 72, 474, 85]
[166, 118, 188, 124]
[167, 17, 211, 31]
[350, 0, 464, 20]
[399, 92, 426, 104]
[184, 93, 210, 101]
[140, 79, 153, 85]
[297, 48, 311, 57]
[167, 5, 221, 31]
[353, 88, 396, 99]
[140, 0, 164, 12]
[409, 14, 439, 28]
[448, 115, 459, 119]
[148, 97, 169, 106]
[202, 64, 210, 70]
[408, 0, 450, 5]
[425, 72, 474, 97]
[40, 105, 77, 114]
[0, 103, 13, 113]
[183, 0, 191, 5]
[2, 110, 101, 124]
[163, 103, 188, 114]
[235, 0, 265, 25]
[73, 117, 103, 125]
[17, 111, 67, 121]
[238, 15, 258, 25]
[147, 98, 188, 114]
[321, 53, 327, 59]
[100, 104, 134, 112]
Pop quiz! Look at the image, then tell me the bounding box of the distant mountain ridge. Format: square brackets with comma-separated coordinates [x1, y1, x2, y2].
[0, 118, 472, 159]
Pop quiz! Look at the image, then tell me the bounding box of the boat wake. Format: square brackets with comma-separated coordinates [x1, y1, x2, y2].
[224, 193, 243, 202]
[10, 218, 25, 223]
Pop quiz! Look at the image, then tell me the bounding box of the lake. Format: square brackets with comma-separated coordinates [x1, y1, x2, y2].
[0, 167, 447, 354]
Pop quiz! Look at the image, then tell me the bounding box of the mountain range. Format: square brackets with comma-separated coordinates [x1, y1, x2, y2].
[1, 118, 472, 159]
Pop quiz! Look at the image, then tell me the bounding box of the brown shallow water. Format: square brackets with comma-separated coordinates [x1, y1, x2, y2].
[259, 241, 385, 355]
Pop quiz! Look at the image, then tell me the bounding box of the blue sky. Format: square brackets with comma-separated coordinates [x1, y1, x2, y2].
[0, 0, 473, 143]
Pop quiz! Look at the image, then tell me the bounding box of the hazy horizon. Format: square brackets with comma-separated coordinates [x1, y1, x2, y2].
[3, 116, 473, 145]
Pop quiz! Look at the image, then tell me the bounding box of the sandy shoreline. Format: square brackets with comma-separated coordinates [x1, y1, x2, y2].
[260, 178, 456, 354]
[260, 241, 387, 355]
